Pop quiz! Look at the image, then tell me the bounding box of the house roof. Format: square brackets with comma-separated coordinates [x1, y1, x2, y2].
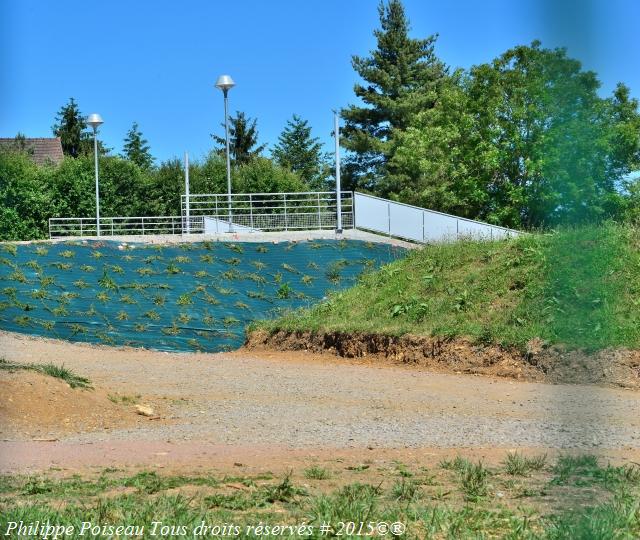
[0, 137, 64, 166]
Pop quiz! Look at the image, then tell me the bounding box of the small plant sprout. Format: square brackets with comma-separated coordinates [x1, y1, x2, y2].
[301, 275, 314, 285]
[25, 260, 42, 271]
[116, 311, 129, 321]
[227, 243, 244, 254]
[60, 250, 75, 258]
[80, 264, 95, 272]
[281, 263, 299, 274]
[166, 263, 181, 275]
[277, 283, 293, 299]
[144, 310, 161, 321]
[177, 293, 193, 306]
[177, 312, 191, 324]
[98, 269, 118, 290]
[172, 256, 191, 264]
[35, 246, 48, 256]
[200, 254, 214, 263]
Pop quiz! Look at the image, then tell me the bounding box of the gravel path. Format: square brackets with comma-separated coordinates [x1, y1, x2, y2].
[2, 331, 639, 453]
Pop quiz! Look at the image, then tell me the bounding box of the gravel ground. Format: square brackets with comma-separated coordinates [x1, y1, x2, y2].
[2, 331, 639, 452]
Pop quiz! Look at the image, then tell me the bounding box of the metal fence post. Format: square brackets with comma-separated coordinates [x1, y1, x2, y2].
[249, 194, 254, 229]
[317, 193, 322, 228]
[284, 194, 288, 231]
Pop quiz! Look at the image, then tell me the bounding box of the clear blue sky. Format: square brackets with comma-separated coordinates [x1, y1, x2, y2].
[2, 0, 638, 163]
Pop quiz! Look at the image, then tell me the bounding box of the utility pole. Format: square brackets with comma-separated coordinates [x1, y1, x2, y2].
[334, 110, 343, 234]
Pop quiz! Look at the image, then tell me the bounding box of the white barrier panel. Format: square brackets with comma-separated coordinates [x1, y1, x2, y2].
[422, 211, 458, 242]
[354, 192, 520, 243]
[353, 193, 389, 234]
[389, 202, 423, 242]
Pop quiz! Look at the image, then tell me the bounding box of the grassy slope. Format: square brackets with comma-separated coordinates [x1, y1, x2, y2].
[257, 224, 640, 352]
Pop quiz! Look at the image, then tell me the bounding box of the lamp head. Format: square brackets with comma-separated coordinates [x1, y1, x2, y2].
[86, 113, 104, 130]
[215, 75, 235, 93]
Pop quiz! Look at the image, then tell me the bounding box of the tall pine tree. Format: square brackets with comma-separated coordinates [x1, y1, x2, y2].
[122, 122, 154, 169]
[272, 115, 328, 189]
[341, 0, 447, 190]
[52, 98, 87, 158]
[212, 111, 266, 165]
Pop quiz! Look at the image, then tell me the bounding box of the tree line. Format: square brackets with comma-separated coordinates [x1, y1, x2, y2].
[2, 0, 640, 240]
[340, 1, 640, 228]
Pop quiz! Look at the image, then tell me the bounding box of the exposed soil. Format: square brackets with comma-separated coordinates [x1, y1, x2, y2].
[245, 330, 640, 389]
[2, 330, 640, 475]
[0, 370, 156, 440]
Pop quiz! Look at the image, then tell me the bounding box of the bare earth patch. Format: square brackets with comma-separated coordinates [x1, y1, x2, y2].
[245, 329, 640, 389]
[0, 370, 151, 440]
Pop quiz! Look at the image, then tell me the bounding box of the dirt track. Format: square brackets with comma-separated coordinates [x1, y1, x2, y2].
[1, 330, 640, 473]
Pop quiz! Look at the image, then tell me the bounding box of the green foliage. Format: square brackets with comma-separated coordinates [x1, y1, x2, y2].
[341, 0, 447, 189]
[212, 111, 266, 165]
[272, 115, 330, 189]
[51, 98, 89, 158]
[387, 42, 640, 228]
[122, 122, 154, 169]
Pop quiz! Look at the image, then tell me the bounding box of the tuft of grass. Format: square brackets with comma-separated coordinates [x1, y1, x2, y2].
[304, 466, 331, 480]
[503, 452, 547, 476]
[391, 478, 422, 501]
[0, 358, 91, 389]
[458, 461, 490, 502]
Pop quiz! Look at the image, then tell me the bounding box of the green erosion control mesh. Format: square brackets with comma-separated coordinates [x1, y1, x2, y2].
[0, 239, 405, 352]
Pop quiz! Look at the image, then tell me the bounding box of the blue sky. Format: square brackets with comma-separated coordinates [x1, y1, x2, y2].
[2, 0, 638, 163]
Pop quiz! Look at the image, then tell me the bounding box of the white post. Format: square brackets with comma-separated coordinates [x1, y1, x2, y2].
[184, 151, 190, 234]
[223, 89, 234, 233]
[334, 110, 343, 233]
[93, 127, 101, 237]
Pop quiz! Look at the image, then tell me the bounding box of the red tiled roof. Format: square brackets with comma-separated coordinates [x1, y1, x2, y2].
[0, 137, 64, 166]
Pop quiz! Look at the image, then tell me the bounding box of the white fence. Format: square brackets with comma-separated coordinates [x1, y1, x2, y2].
[49, 216, 185, 239]
[182, 191, 354, 233]
[353, 192, 520, 243]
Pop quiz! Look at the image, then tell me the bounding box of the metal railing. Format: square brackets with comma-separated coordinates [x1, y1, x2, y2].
[181, 191, 354, 233]
[49, 216, 186, 239]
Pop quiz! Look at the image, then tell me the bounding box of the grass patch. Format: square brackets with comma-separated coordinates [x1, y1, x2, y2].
[255, 223, 640, 352]
[1, 455, 639, 538]
[0, 358, 91, 388]
[503, 452, 547, 476]
[304, 466, 331, 480]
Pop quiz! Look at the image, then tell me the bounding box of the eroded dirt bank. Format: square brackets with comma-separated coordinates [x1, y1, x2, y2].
[245, 329, 640, 389]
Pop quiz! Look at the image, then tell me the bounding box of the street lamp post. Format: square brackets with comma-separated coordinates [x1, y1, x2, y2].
[86, 113, 104, 237]
[215, 74, 236, 233]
